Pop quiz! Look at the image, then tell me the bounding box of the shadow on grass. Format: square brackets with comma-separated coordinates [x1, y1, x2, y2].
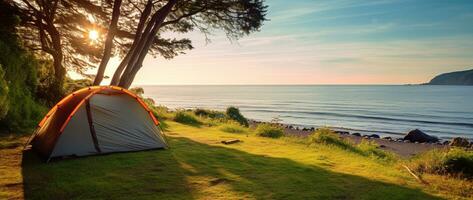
[22, 137, 442, 200]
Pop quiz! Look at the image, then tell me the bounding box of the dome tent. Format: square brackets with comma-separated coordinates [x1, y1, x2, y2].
[26, 86, 167, 161]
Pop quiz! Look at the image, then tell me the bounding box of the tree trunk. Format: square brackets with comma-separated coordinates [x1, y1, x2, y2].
[110, 0, 152, 86]
[118, 0, 178, 88]
[117, 7, 164, 87]
[93, 0, 122, 85]
[110, 52, 131, 85]
[52, 52, 65, 88]
[48, 21, 65, 96]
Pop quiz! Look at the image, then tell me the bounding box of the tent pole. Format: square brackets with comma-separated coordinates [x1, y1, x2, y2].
[23, 128, 39, 151]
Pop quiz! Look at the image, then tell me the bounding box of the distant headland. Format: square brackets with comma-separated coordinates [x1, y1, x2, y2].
[426, 69, 473, 85]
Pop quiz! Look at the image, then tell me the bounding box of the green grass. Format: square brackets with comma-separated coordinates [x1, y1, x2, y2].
[308, 128, 396, 162]
[2, 122, 472, 199]
[308, 128, 355, 149]
[219, 123, 248, 133]
[357, 140, 396, 161]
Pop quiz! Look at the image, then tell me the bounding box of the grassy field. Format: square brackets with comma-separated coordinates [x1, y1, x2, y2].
[1, 121, 472, 199]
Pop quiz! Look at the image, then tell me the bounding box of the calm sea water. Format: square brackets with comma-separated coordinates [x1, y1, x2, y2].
[142, 85, 473, 139]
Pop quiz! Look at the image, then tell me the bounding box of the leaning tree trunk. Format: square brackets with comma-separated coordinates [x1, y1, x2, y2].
[110, 53, 131, 85]
[93, 0, 122, 85]
[110, 0, 152, 86]
[116, 7, 163, 88]
[117, 0, 178, 89]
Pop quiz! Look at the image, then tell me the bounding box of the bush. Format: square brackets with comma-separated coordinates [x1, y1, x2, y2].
[409, 148, 473, 179]
[194, 108, 209, 116]
[194, 108, 226, 119]
[0, 4, 47, 132]
[174, 111, 201, 126]
[255, 123, 284, 138]
[129, 87, 144, 96]
[64, 78, 92, 94]
[147, 105, 172, 130]
[149, 105, 172, 120]
[226, 107, 249, 127]
[220, 123, 247, 133]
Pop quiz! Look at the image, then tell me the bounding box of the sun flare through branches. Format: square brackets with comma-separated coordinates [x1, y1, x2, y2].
[88, 30, 99, 42]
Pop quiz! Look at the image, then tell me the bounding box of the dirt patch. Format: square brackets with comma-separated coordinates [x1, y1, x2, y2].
[0, 134, 28, 200]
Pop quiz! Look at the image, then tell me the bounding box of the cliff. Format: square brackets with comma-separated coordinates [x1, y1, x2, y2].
[428, 69, 473, 85]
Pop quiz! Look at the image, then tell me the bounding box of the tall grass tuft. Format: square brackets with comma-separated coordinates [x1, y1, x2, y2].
[357, 140, 396, 161]
[308, 128, 355, 150]
[308, 128, 395, 162]
[174, 111, 202, 126]
[409, 148, 473, 179]
[255, 123, 284, 138]
[220, 123, 247, 133]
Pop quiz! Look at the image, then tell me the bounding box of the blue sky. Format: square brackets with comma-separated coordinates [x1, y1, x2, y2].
[116, 0, 473, 85]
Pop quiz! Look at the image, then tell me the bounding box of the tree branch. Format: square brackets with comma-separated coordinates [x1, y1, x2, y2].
[160, 6, 206, 27]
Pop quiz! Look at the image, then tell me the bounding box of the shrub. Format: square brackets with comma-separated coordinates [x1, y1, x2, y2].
[64, 78, 92, 94]
[226, 107, 248, 127]
[174, 111, 201, 126]
[409, 148, 473, 179]
[147, 105, 172, 130]
[129, 87, 144, 96]
[0, 5, 47, 132]
[194, 108, 226, 119]
[255, 123, 284, 138]
[194, 108, 209, 116]
[220, 123, 247, 133]
[149, 105, 172, 120]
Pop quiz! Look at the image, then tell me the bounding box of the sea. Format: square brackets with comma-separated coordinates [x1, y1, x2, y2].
[141, 85, 473, 139]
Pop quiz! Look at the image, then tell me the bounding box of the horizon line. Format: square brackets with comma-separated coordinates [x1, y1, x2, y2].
[131, 83, 428, 86]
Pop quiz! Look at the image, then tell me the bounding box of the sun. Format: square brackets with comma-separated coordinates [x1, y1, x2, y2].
[88, 30, 99, 41]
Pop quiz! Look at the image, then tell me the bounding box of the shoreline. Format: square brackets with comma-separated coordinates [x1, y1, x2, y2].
[247, 118, 472, 140]
[248, 120, 455, 157]
[162, 106, 472, 141]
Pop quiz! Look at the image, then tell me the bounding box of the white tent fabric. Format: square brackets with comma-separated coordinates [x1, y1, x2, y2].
[50, 104, 96, 157]
[90, 94, 166, 153]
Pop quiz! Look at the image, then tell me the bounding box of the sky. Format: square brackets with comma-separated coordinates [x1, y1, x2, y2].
[98, 0, 473, 85]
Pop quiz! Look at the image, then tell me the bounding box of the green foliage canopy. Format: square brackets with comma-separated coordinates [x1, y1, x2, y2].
[0, 2, 47, 131]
